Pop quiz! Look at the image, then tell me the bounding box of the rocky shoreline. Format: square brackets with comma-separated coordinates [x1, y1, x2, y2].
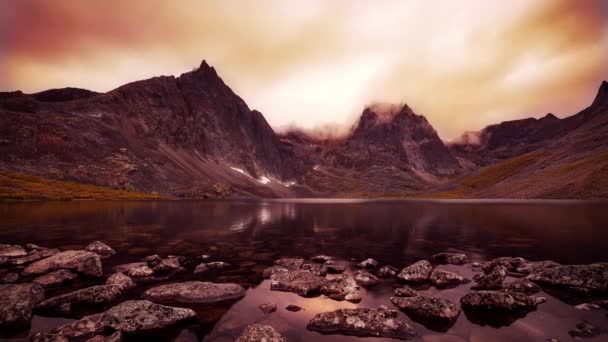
[1, 243, 607, 341]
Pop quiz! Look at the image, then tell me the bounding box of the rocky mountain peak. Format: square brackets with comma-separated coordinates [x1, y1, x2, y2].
[591, 80, 608, 108]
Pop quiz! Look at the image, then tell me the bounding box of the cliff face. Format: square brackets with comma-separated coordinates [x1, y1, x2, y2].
[0, 60, 304, 198]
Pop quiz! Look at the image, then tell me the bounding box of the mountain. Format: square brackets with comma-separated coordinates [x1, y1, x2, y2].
[0, 60, 306, 198]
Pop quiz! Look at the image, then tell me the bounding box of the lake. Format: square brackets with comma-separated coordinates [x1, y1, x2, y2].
[1, 199, 607, 341]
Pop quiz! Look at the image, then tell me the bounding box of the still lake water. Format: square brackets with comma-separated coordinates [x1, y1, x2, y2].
[1, 199, 608, 341]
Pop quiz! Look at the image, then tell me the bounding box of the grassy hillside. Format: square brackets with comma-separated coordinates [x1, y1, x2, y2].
[0, 171, 164, 201]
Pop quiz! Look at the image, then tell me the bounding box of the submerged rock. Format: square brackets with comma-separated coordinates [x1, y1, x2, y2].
[23, 250, 102, 277]
[0, 244, 27, 257]
[377, 265, 399, 278]
[503, 278, 541, 295]
[527, 263, 608, 293]
[236, 324, 286, 342]
[33, 300, 197, 341]
[312, 255, 332, 263]
[258, 303, 277, 314]
[390, 294, 461, 331]
[354, 270, 381, 288]
[0, 283, 44, 331]
[36, 284, 125, 316]
[429, 269, 469, 288]
[301, 263, 327, 276]
[143, 281, 246, 304]
[105, 272, 136, 291]
[320, 274, 362, 303]
[285, 305, 302, 312]
[262, 265, 289, 279]
[270, 270, 327, 296]
[153, 257, 182, 272]
[0, 272, 19, 284]
[432, 252, 469, 265]
[568, 321, 602, 338]
[473, 264, 506, 290]
[84, 241, 116, 258]
[356, 258, 379, 269]
[397, 260, 433, 283]
[33, 269, 77, 287]
[460, 290, 545, 311]
[307, 307, 416, 340]
[275, 258, 304, 270]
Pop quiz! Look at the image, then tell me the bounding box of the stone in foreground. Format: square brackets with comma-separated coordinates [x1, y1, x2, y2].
[36, 284, 125, 316]
[0, 283, 44, 331]
[0, 244, 27, 257]
[22, 250, 102, 277]
[236, 324, 286, 342]
[33, 269, 77, 287]
[397, 260, 433, 283]
[320, 274, 362, 303]
[527, 263, 608, 293]
[391, 294, 461, 331]
[84, 241, 116, 258]
[33, 300, 196, 341]
[307, 307, 416, 340]
[460, 290, 546, 311]
[143, 281, 246, 304]
[429, 269, 469, 288]
[472, 264, 506, 290]
[432, 252, 469, 265]
[270, 270, 327, 296]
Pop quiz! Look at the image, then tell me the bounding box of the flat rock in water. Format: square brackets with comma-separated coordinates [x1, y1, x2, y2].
[527, 263, 608, 293]
[270, 270, 327, 296]
[275, 258, 304, 270]
[503, 278, 541, 295]
[432, 253, 469, 265]
[356, 258, 379, 269]
[126, 265, 154, 278]
[482, 257, 526, 273]
[460, 290, 546, 311]
[36, 284, 125, 316]
[516, 260, 561, 275]
[397, 260, 433, 283]
[429, 269, 469, 288]
[394, 286, 421, 298]
[105, 272, 136, 291]
[391, 294, 461, 331]
[320, 274, 362, 303]
[263, 265, 289, 279]
[33, 300, 197, 341]
[473, 264, 506, 290]
[377, 265, 398, 278]
[0, 283, 44, 331]
[258, 303, 277, 314]
[143, 281, 246, 304]
[112, 262, 147, 274]
[568, 321, 602, 339]
[84, 241, 116, 258]
[354, 270, 381, 287]
[22, 250, 102, 277]
[33, 269, 77, 287]
[8, 248, 59, 266]
[307, 307, 416, 340]
[153, 257, 182, 272]
[0, 244, 27, 257]
[236, 324, 286, 342]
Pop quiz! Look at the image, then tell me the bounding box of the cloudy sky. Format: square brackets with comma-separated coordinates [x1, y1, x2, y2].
[2, 0, 608, 139]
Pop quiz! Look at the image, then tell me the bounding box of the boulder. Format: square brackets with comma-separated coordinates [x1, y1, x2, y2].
[236, 324, 286, 342]
[143, 281, 246, 304]
[320, 274, 362, 303]
[354, 270, 381, 288]
[258, 303, 277, 314]
[527, 263, 608, 293]
[460, 290, 546, 311]
[33, 300, 196, 341]
[262, 265, 289, 279]
[84, 241, 116, 258]
[377, 265, 398, 278]
[23, 250, 102, 277]
[36, 284, 125, 316]
[105, 273, 136, 291]
[356, 258, 379, 269]
[472, 265, 506, 290]
[275, 258, 304, 270]
[432, 253, 469, 265]
[307, 307, 416, 340]
[397, 260, 433, 283]
[33, 269, 77, 287]
[0, 283, 44, 331]
[312, 255, 332, 263]
[152, 257, 182, 272]
[126, 265, 154, 278]
[270, 270, 327, 296]
[0, 244, 27, 257]
[429, 269, 469, 288]
[301, 263, 327, 276]
[503, 278, 541, 295]
[482, 257, 526, 273]
[390, 294, 461, 331]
